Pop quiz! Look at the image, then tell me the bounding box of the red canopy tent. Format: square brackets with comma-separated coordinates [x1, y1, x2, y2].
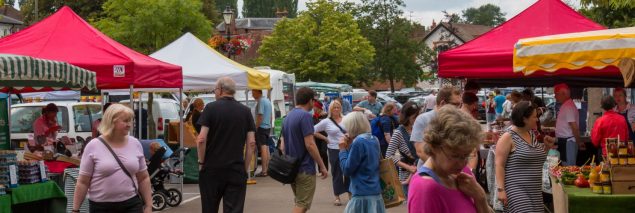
[437, 0, 620, 87]
[0, 6, 182, 89]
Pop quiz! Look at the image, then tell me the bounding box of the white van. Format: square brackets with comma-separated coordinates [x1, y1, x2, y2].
[120, 98, 180, 139]
[10, 101, 102, 149]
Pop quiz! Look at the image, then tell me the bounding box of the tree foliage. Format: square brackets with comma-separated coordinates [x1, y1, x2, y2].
[19, 0, 106, 24]
[95, 0, 212, 54]
[461, 3, 506, 27]
[201, 0, 220, 23]
[242, 0, 298, 18]
[579, 0, 635, 28]
[257, 0, 374, 85]
[215, 0, 237, 17]
[354, 0, 425, 92]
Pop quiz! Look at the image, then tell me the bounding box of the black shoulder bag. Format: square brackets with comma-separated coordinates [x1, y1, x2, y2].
[329, 118, 347, 134]
[97, 137, 145, 206]
[268, 124, 309, 184]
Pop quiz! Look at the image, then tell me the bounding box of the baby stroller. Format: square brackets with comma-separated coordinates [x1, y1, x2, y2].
[147, 146, 190, 211]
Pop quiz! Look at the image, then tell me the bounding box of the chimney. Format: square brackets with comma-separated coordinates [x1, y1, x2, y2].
[276, 8, 288, 18]
[431, 19, 437, 29]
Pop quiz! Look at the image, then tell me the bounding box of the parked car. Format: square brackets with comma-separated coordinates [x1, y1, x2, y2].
[10, 101, 102, 149]
[120, 98, 180, 139]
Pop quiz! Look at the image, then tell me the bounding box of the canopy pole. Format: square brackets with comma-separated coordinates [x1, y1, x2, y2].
[7, 90, 11, 150]
[179, 89, 184, 194]
[130, 85, 134, 136]
[138, 92, 142, 139]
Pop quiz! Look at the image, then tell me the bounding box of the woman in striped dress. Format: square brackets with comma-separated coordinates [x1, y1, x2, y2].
[385, 102, 420, 197]
[495, 101, 555, 213]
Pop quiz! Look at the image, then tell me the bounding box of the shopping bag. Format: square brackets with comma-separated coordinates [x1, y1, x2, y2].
[379, 158, 405, 208]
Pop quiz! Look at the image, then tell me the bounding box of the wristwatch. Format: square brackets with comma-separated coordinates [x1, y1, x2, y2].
[198, 161, 204, 165]
[71, 210, 80, 213]
[497, 187, 505, 192]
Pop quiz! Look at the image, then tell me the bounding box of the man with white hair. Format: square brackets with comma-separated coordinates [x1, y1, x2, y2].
[554, 83, 582, 166]
[196, 77, 256, 213]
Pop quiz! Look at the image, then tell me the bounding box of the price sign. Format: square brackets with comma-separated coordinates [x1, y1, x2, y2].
[9, 165, 18, 188]
[39, 160, 48, 182]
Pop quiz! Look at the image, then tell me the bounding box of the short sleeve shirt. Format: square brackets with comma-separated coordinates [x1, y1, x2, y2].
[79, 136, 147, 202]
[197, 96, 255, 177]
[424, 94, 436, 111]
[314, 118, 346, 149]
[356, 100, 383, 116]
[283, 108, 316, 174]
[411, 110, 437, 143]
[494, 95, 506, 114]
[256, 97, 272, 129]
[555, 99, 579, 138]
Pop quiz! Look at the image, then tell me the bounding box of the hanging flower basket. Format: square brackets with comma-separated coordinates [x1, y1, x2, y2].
[207, 34, 253, 56]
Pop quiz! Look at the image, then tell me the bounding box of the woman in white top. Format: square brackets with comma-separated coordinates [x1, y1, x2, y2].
[315, 100, 350, 206]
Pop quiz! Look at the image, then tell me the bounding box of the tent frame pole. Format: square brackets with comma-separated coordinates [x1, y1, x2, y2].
[179, 89, 184, 193]
[130, 85, 134, 135]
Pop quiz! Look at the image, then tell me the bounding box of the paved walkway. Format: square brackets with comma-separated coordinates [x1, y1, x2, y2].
[160, 173, 407, 213]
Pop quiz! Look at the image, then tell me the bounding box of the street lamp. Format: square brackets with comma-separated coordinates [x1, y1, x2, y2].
[222, 6, 234, 58]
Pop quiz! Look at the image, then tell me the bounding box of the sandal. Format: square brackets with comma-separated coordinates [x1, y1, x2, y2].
[334, 198, 342, 206]
[255, 172, 268, 177]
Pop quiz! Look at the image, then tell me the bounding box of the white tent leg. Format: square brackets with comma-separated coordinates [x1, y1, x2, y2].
[7, 91, 11, 149]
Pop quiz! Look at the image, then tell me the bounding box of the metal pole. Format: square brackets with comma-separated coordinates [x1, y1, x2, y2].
[226, 25, 231, 58]
[178, 89, 184, 193]
[129, 85, 134, 135]
[7, 91, 11, 149]
[138, 92, 142, 139]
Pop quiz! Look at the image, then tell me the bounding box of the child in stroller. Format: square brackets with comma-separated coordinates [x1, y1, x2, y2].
[147, 143, 189, 211]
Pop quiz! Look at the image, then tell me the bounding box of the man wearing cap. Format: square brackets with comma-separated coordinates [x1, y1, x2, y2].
[33, 103, 61, 146]
[555, 83, 583, 166]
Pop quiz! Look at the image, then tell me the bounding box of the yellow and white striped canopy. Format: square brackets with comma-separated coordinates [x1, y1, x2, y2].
[513, 27, 635, 85]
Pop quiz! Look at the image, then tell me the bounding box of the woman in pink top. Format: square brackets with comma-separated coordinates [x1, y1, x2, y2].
[73, 104, 152, 213]
[408, 106, 491, 213]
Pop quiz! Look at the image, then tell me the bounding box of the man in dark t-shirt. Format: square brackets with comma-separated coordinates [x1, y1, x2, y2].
[282, 87, 328, 212]
[196, 77, 256, 213]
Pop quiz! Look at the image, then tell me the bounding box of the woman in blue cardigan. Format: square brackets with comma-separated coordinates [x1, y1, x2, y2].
[339, 112, 385, 213]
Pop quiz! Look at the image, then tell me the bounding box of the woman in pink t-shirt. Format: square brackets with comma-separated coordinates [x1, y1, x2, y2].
[72, 104, 152, 213]
[408, 106, 491, 213]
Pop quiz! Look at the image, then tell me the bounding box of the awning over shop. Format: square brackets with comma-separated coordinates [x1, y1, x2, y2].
[437, 0, 607, 87]
[0, 6, 182, 89]
[0, 54, 97, 93]
[296, 81, 353, 93]
[514, 27, 634, 86]
[150, 32, 270, 91]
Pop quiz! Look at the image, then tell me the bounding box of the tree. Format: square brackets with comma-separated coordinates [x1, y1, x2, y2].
[461, 4, 506, 26]
[579, 0, 635, 28]
[215, 0, 237, 17]
[95, 0, 212, 54]
[242, 0, 275, 18]
[354, 0, 425, 92]
[257, 0, 374, 85]
[18, 0, 106, 24]
[201, 0, 220, 23]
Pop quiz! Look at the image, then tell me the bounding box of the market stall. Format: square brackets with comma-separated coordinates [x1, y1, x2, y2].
[150, 32, 270, 91]
[437, 0, 613, 87]
[0, 55, 97, 213]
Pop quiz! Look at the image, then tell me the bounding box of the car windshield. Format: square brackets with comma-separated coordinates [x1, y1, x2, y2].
[11, 106, 69, 133]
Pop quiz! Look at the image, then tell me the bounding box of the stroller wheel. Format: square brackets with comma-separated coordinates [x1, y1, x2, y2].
[152, 191, 168, 211]
[166, 188, 183, 207]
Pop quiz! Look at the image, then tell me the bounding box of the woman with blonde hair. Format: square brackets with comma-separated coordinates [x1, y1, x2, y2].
[377, 102, 398, 156]
[73, 104, 152, 213]
[314, 100, 350, 206]
[408, 106, 491, 213]
[339, 112, 385, 213]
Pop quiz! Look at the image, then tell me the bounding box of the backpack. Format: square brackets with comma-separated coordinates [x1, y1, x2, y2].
[371, 115, 396, 145]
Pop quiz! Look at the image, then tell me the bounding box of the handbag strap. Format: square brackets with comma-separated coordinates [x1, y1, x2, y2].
[97, 137, 138, 194]
[329, 117, 346, 134]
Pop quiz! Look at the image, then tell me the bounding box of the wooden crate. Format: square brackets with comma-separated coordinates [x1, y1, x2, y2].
[611, 165, 635, 194]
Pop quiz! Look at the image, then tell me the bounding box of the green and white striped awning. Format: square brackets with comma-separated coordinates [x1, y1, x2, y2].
[0, 54, 97, 93]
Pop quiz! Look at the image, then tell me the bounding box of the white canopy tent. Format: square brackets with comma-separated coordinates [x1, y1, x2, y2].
[255, 67, 295, 117]
[150, 32, 270, 92]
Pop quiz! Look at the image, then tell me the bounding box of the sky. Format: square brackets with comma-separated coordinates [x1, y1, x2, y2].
[237, 0, 582, 26]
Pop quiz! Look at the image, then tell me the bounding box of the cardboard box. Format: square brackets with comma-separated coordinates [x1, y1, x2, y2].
[611, 165, 635, 194]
